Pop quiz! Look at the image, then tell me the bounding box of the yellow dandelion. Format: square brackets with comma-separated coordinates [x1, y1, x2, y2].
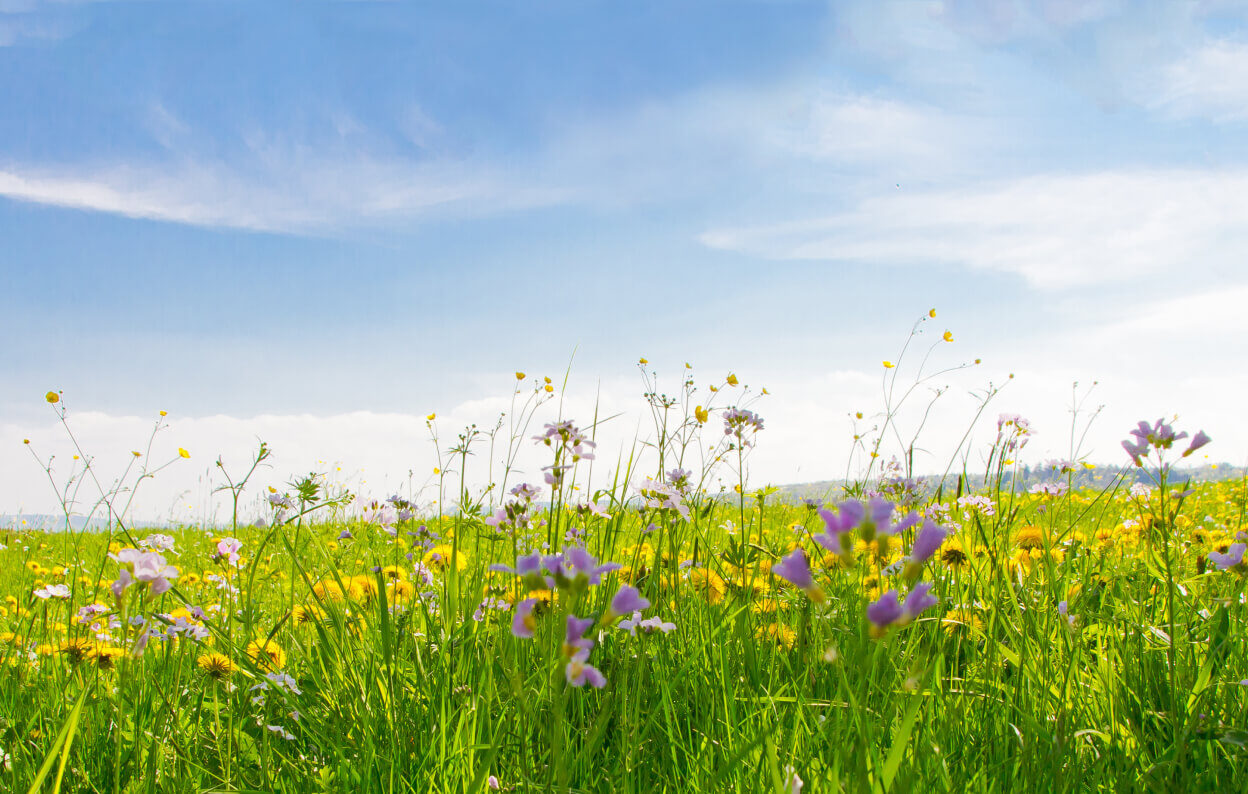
[291, 604, 326, 625]
[89, 645, 125, 670]
[246, 639, 287, 669]
[423, 545, 468, 573]
[756, 623, 797, 650]
[940, 540, 969, 569]
[1015, 526, 1045, 551]
[941, 608, 983, 636]
[348, 575, 380, 602]
[197, 652, 238, 680]
[688, 568, 726, 605]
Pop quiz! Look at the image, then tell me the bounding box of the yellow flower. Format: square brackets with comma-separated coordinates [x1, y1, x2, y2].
[515, 371, 526, 380]
[89, 645, 125, 670]
[178, 448, 191, 459]
[726, 373, 739, 386]
[755, 623, 797, 650]
[942, 330, 953, 342]
[197, 652, 238, 680]
[246, 639, 287, 669]
[882, 361, 894, 369]
[942, 609, 982, 635]
[544, 384, 554, 393]
[1015, 526, 1045, 551]
[424, 545, 468, 573]
[687, 568, 726, 605]
[544, 376, 552, 384]
[427, 413, 436, 421]
[638, 357, 648, 365]
[928, 308, 937, 318]
[131, 451, 141, 457]
[45, 391, 60, 404]
[159, 410, 167, 417]
[694, 405, 709, 424]
[291, 604, 326, 625]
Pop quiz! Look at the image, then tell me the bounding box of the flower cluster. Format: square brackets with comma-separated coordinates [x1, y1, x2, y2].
[1122, 419, 1210, 467]
[494, 546, 656, 688]
[533, 420, 597, 462]
[636, 477, 691, 520]
[996, 414, 1032, 453]
[722, 408, 764, 446]
[485, 483, 541, 533]
[110, 549, 179, 599]
[770, 497, 948, 638]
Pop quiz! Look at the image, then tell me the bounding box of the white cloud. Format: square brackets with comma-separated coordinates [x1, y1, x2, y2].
[0, 157, 564, 232]
[1150, 37, 1248, 121]
[700, 169, 1248, 289]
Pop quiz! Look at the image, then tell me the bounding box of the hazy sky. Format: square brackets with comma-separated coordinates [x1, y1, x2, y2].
[3, 1, 1244, 521]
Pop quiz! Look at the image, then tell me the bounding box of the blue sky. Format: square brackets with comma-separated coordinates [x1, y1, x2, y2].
[3, 1, 1246, 520]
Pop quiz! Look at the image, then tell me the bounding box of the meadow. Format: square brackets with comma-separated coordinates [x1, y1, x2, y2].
[4, 322, 1246, 793]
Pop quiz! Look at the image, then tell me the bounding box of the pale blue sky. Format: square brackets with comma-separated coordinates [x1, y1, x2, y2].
[3, 1, 1245, 518]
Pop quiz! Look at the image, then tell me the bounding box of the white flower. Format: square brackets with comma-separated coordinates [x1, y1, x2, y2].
[33, 584, 70, 599]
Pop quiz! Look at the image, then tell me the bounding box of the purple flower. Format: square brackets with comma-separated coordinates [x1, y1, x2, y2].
[1183, 430, 1211, 458]
[337, 529, 353, 540]
[557, 546, 621, 588]
[771, 549, 825, 603]
[565, 649, 606, 688]
[511, 598, 537, 638]
[901, 582, 938, 621]
[866, 590, 904, 634]
[1208, 543, 1246, 571]
[604, 584, 651, 624]
[214, 538, 243, 567]
[1122, 438, 1149, 467]
[562, 614, 595, 657]
[908, 520, 948, 565]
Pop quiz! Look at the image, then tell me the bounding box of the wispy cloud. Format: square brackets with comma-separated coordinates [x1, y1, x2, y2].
[700, 169, 1248, 289]
[1148, 37, 1248, 121]
[0, 157, 566, 233]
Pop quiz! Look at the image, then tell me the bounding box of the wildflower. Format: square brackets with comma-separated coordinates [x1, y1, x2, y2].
[562, 615, 595, 657]
[688, 568, 726, 604]
[722, 408, 764, 445]
[246, 639, 287, 669]
[214, 537, 243, 567]
[1014, 526, 1044, 551]
[178, 448, 190, 459]
[197, 653, 238, 680]
[111, 549, 179, 598]
[33, 584, 70, 600]
[1184, 430, 1212, 457]
[783, 766, 804, 794]
[883, 361, 894, 369]
[46, 391, 59, 404]
[1208, 543, 1246, 572]
[867, 583, 937, 637]
[266, 725, 295, 741]
[942, 331, 953, 342]
[603, 585, 650, 625]
[1057, 600, 1077, 629]
[140, 534, 176, 552]
[488, 776, 500, 790]
[903, 520, 948, 578]
[756, 623, 797, 650]
[89, 645, 125, 670]
[427, 413, 436, 421]
[512, 598, 538, 638]
[771, 549, 825, 603]
[695, 405, 709, 424]
[941, 608, 982, 636]
[618, 611, 676, 635]
[726, 373, 739, 386]
[515, 372, 525, 380]
[565, 649, 606, 688]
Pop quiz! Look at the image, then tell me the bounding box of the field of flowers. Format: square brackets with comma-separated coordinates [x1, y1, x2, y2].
[4, 340, 1247, 792]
